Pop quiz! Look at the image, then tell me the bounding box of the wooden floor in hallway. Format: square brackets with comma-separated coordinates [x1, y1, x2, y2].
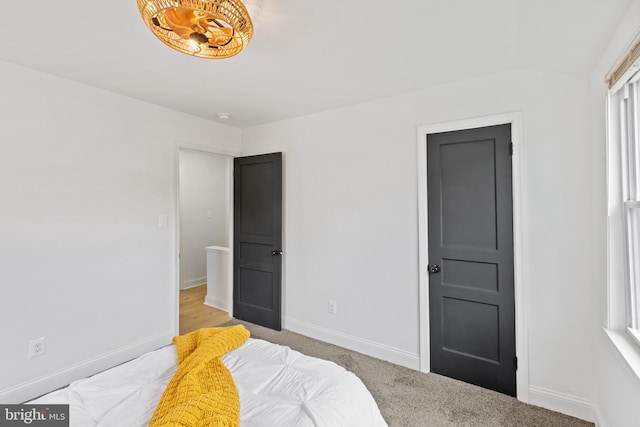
[179, 284, 232, 335]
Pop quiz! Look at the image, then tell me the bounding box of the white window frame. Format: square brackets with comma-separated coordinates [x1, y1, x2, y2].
[609, 69, 640, 352]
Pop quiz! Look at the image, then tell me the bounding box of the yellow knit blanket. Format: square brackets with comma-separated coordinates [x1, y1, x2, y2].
[150, 325, 250, 427]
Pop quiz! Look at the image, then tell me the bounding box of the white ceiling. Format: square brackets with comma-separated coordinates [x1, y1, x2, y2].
[0, 0, 631, 128]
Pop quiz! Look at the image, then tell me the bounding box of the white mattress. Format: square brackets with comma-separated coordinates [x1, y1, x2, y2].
[31, 338, 387, 427]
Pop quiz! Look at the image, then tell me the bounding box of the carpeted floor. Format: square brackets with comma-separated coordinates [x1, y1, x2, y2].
[224, 319, 593, 427]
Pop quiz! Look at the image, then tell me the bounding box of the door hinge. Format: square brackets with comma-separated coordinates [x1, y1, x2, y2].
[513, 356, 518, 371]
[509, 142, 514, 156]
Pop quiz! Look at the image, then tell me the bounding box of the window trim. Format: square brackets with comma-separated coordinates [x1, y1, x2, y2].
[607, 66, 640, 377]
[629, 327, 640, 348]
[619, 75, 640, 334]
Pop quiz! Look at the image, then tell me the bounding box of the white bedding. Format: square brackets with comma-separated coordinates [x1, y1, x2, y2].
[31, 338, 387, 427]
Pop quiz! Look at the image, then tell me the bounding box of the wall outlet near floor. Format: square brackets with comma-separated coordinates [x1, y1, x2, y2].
[328, 300, 337, 314]
[28, 337, 46, 358]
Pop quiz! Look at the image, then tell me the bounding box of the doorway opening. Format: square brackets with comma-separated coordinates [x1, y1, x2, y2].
[176, 146, 235, 334]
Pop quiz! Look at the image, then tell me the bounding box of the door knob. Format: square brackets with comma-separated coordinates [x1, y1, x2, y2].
[429, 264, 441, 274]
[272, 249, 283, 256]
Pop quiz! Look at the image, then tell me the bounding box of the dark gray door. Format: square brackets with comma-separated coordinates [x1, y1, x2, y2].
[233, 153, 283, 330]
[427, 124, 516, 396]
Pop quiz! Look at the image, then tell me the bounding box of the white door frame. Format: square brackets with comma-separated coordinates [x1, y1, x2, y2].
[172, 140, 239, 336]
[416, 112, 530, 402]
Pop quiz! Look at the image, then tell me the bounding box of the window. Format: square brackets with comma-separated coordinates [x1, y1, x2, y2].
[616, 70, 640, 342]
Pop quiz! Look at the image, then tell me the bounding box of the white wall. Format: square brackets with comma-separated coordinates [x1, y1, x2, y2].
[0, 60, 241, 402]
[589, 1, 640, 426]
[242, 69, 597, 419]
[179, 151, 228, 289]
[205, 246, 232, 312]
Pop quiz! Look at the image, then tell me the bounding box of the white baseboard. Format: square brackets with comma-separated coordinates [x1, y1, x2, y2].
[204, 295, 230, 313]
[181, 277, 206, 290]
[0, 330, 174, 404]
[283, 317, 420, 370]
[528, 385, 595, 422]
[592, 405, 607, 427]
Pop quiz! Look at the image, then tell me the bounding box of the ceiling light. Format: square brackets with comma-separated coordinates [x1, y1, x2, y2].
[217, 112, 231, 120]
[137, 0, 253, 59]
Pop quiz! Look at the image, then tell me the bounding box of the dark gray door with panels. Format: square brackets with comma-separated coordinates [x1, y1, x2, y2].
[233, 152, 283, 331]
[427, 124, 516, 396]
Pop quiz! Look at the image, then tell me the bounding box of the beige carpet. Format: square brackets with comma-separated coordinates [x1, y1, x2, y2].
[224, 319, 593, 427]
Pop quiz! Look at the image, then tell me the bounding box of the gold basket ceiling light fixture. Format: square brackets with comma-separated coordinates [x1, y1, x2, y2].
[137, 0, 253, 59]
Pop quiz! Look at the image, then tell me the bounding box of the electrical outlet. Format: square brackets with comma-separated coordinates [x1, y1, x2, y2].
[328, 300, 337, 315]
[28, 337, 46, 358]
[158, 214, 168, 228]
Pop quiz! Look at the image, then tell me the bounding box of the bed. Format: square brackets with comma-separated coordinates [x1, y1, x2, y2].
[30, 334, 387, 426]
